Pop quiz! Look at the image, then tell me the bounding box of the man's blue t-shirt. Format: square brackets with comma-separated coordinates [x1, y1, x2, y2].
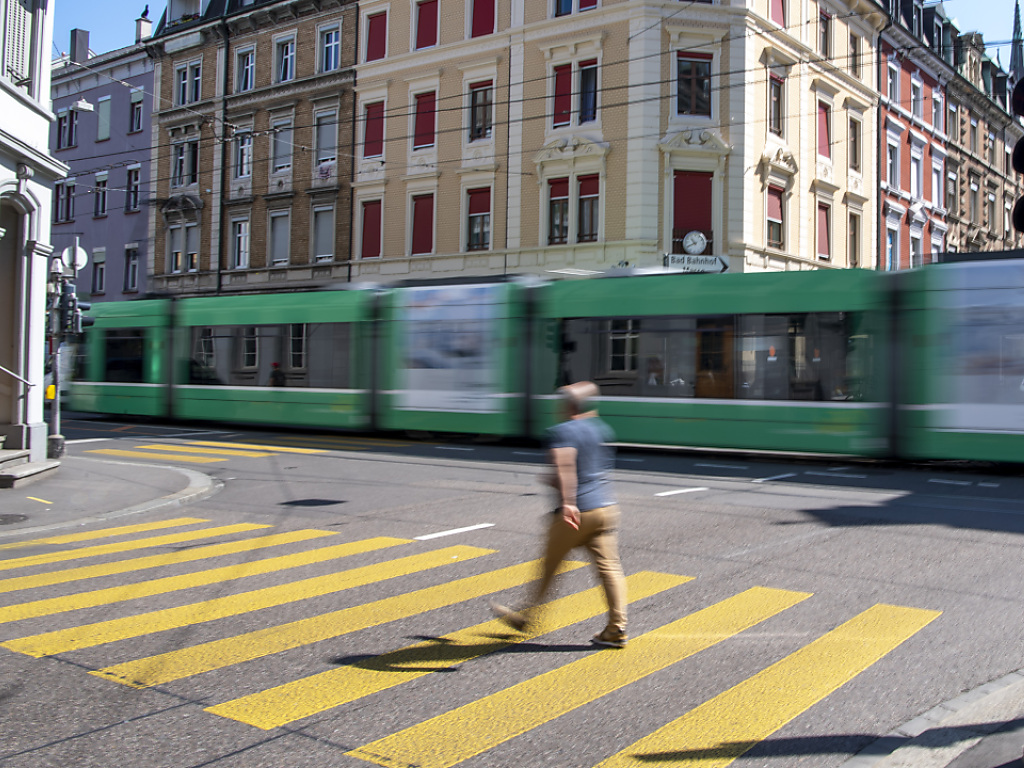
[546, 416, 616, 512]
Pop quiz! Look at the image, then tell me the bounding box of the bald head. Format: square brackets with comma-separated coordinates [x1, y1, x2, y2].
[558, 381, 600, 416]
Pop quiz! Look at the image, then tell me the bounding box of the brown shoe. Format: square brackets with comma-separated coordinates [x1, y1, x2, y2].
[592, 628, 627, 648]
[489, 600, 528, 632]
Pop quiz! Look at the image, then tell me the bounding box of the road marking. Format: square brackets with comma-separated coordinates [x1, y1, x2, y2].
[0, 529, 338, 595]
[4, 545, 493, 658]
[618, 458, 645, 463]
[188, 441, 326, 455]
[208, 571, 692, 730]
[434, 446, 475, 452]
[978, 482, 1001, 488]
[0, 537, 407, 624]
[93, 557, 584, 690]
[804, 471, 868, 480]
[0, 517, 209, 550]
[654, 488, 709, 497]
[347, 586, 811, 768]
[66, 438, 111, 445]
[415, 524, 495, 541]
[596, 603, 941, 768]
[928, 479, 971, 486]
[276, 436, 414, 448]
[25, 497, 52, 505]
[133, 444, 276, 458]
[513, 451, 544, 457]
[695, 463, 748, 470]
[0, 523, 268, 572]
[85, 448, 224, 463]
[751, 473, 797, 484]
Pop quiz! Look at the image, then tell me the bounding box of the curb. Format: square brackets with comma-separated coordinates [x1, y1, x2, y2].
[841, 670, 1024, 768]
[0, 457, 222, 541]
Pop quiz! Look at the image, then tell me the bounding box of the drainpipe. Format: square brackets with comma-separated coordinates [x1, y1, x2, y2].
[216, 18, 231, 295]
[877, 10, 893, 272]
[348, 6, 359, 284]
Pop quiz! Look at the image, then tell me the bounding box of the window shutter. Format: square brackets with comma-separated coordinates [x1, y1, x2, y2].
[771, 0, 785, 26]
[767, 186, 783, 221]
[673, 170, 713, 233]
[549, 178, 569, 199]
[366, 12, 387, 61]
[817, 204, 830, 258]
[314, 208, 334, 259]
[817, 102, 831, 158]
[578, 174, 599, 197]
[580, 0, 597, 8]
[361, 201, 382, 258]
[5, 0, 31, 84]
[553, 65, 571, 127]
[271, 214, 290, 263]
[414, 91, 436, 148]
[415, 0, 438, 49]
[471, 0, 495, 37]
[468, 187, 490, 214]
[364, 102, 384, 157]
[411, 194, 434, 254]
[97, 98, 111, 141]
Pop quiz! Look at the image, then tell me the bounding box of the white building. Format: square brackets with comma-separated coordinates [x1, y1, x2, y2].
[0, 0, 67, 475]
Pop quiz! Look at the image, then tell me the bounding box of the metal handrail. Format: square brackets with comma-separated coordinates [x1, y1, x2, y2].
[0, 364, 33, 387]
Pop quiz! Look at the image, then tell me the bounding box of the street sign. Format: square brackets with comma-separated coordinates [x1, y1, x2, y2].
[663, 253, 729, 273]
[60, 245, 88, 272]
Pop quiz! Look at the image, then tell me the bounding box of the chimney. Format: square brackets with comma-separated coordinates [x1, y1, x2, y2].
[136, 16, 152, 44]
[70, 29, 89, 63]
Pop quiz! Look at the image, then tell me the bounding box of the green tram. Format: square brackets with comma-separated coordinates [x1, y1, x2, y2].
[69, 269, 908, 458]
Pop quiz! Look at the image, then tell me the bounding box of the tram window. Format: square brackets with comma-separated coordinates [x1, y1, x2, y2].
[187, 323, 351, 388]
[103, 329, 146, 383]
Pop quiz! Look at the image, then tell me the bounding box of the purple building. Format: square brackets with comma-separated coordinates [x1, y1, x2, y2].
[50, 16, 155, 303]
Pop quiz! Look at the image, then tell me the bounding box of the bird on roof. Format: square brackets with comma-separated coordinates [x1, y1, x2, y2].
[142, 4, 149, 19]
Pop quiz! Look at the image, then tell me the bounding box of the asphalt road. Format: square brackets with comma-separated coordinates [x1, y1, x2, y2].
[2, 417, 1024, 768]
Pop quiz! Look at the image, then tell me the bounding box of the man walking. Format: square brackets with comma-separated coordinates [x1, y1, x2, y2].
[491, 381, 628, 648]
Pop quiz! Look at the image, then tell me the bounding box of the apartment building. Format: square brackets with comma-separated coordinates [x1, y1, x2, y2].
[50, 22, 155, 302]
[147, 0, 357, 295]
[0, 1, 66, 464]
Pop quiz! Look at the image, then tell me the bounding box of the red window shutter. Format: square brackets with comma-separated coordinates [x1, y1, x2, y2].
[818, 101, 830, 157]
[580, 0, 597, 8]
[767, 186, 783, 220]
[414, 92, 436, 148]
[412, 194, 434, 254]
[361, 200, 382, 259]
[364, 102, 384, 157]
[416, 0, 438, 49]
[471, 0, 495, 37]
[553, 65, 571, 127]
[771, 0, 785, 26]
[366, 13, 387, 61]
[817, 204, 830, 257]
[468, 187, 490, 214]
[549, 178, 569, 199]
[673, 170, 713, 233]
[578, 174, 599, 197]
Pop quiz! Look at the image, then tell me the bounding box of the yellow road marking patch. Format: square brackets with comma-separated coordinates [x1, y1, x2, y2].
[86, 448, 224, 463]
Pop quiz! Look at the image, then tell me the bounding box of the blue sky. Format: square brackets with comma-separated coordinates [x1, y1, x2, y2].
[51, 1, 1018, 65]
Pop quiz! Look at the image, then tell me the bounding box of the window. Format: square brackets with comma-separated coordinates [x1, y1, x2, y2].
[276, 38, 295, 82]
[770, 0, 785, 26]
[56, 110, 77, 149]
[552, 63, 571, 127]
[361, 200, 382, 258]
[850, 34, 861, 78]
[96, 97, 111, 141]
[819, 12, 831, 58]
[93, 178, 107, 217]
[987, 193, 997, 232]
[415, 0, 438, 49]
[241, 327, 258, 368]
[176, 61, 201, 105]
[185, 224, 198, 271]
[290, 324, 307, 370]
[316, 112, 337, 165]
[171, 139, 199, 187]
[555, 0, 572, 15]
[948, 101, 958, 142]
[932, 164, 942, 207]
[910, 234, 922, 268]
[272, 120, 293, 171]
[469, 81, 492, 140]
[92, 256, 105, 294]
[312, 206, 335, 261]
[888, 64, 899, 103]
[236, 49, 255, 92]
[579, 60, 598, 124]
[767, 185, 784, 249]
[947, 170, 958, 212]
[467, 187, 490, 251]
[321, 26, 340, 72]
[411, 193, 434, 254]
[54, 181, 74, 222]
[366, 12, 387, 61]
[554, 0, 597, 16]
[910, 153, 922, 199]
[126, 168, 141, 211]
[970, 118, 978, 153]
[363, 102, 385, 157]
[548, 178, 569, 244]
[988, 131, 996, 164]
[124, 248, 139, 292]
[848, 212, 860, 267]
[608, 320, 639, 373]
[768, 75, 783, 136]
[129, 90, 144, 132]
[471, 0, 495, 37]
[269, 211, 290, 266]
[232, 219, 250, 269]
[932, 92, 943, 132]
[886, 227, 898, 270]
[887, 143, 899, 187]
[911, 81, 922, 118]
[168, 225, 183, 273]
[578, 174, 599, 242]
[816, 203, 831, 259]
[234, 131, 252, 178]
[969, 176, 979, 220]
[677, 53, 712, 116]
[413, 91, 436, 149]
[848, 118, 861, 172]
[817, 101, 831, 159]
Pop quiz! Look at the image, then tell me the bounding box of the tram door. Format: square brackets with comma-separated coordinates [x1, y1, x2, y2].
[695, 318, 734, 398]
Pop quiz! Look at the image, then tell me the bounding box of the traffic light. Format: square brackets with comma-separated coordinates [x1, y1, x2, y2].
[59, 281, 74, 334]
[1011, 78, 1024, 231]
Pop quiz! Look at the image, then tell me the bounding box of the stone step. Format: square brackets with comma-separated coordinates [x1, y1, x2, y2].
[0, 459, 60, 489]
[0, 448, 30, 473]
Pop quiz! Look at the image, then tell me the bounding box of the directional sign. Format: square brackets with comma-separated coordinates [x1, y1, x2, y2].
[663, 253, 729, 273]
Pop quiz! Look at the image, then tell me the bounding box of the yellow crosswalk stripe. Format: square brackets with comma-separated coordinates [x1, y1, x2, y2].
[0, 536, 409, 623]
[0, 523, 271, 573]
[596, 603, 942, 768]
[208, 570, 692, 730]
[86, 448, 224, 463]
[276, 436, 414, 448]
[0, 517, 209, 551]
[347, 586, 811, 768]
[0, 529, 337, 594]
[188, 441, 325, 454]
[3, 545, 493, 658]
[93, 558, 587, 690]
[134, 444, 275, 458]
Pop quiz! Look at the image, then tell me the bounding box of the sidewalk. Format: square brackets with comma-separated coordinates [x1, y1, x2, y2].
[0, 454, 220, 540]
